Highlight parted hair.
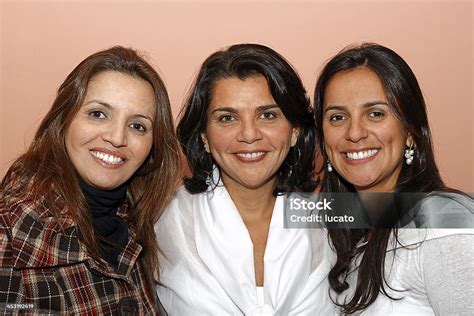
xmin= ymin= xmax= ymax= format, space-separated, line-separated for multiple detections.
xmin=313 ymin=43 xmax=449 ymax=314
xmin=1 ymin=46 xmax=182 ymax=297
xmin=178 ymin=43 xmax=317 ymax=195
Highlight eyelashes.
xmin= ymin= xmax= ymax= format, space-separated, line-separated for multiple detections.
xmin=87 ymin=109 xmax=150 ymax=134
xmin=327 ymin=109 xmax=387 ymax=123
xmin=129 ymin=122 xmax=147 ymax=133
xmin=216 ymin=111 xmax=278 ymax=123
xmin=88 ymin=110 xmax=107 ymax=119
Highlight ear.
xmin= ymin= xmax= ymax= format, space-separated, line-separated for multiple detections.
xmin=406 ymin=133 xmax=414 ymax=148
xmin=201 ymin=132 xmax=210 ymax=153
xmin=291 ymin=127 xmax=300 ymax=147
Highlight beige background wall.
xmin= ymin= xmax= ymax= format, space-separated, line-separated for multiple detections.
xmin=1 ymin=0 xmax=472 ymax=191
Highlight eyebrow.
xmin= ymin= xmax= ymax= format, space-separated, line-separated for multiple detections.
xmin=84 ymin=99 xmax=154 ymax=123
xmin=324 ymin=100 xmax=389 ymax=113
xmin=210 ymin=104 xmax=279 ymax=115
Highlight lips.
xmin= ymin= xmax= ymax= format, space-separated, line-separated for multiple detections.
xmin=236 ymin=152 xmax=265 ymax=159
xmin=344 ymin=149 xmax=379 ymax=161
xmin=234 ymin=151 xmax=267 ymax=162
xmin=90 ymin=150 xmax=125 ymax=166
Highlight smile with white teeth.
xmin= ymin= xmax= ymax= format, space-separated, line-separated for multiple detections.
xmin=90 ymin=151 xmax=125 ymax=165
xmin=236 ymin=152 xmax=265 ymax=159
xmin=345 ymin=149 xmax=379 ymax=160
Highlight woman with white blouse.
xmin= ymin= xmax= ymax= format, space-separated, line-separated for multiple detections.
xmin=155 ymin=43 xmax=335 ymax=315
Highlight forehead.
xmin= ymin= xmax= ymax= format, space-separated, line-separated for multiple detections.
xmin=324 ymin=67 xmax=387 ymax=106
xmin=85 ymin=71 xmax=156 ymax=115
xmin=209 ymin=75 xmax=275 ymax=109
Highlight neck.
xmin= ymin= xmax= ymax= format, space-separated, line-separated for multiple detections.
xmin=78 ymin=177 xmax=128 ymax=214
xmin=359 ymin=191 xmax=400 ymax=230
xmin=223 ymin=178 xmax=277 ymax=222
xmin=77 ymin=176 xmax=129 ymax=266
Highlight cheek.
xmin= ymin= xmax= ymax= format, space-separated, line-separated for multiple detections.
xmin=206 ymin=128 xmax=233 ymax=152
xmin=262 ymin=124 xmax=293 ymax=146
xmin=322 ymin=127 xmax=339 ymax=152
xmin=64 ymin=124 xmax=85 ymax=173
xmin=64 ymin=121 xmax=82 ymax=151
xmin=379 ymin=124 xmax=407 ymax=152
xmin=65 ymin=117 xmax=100 ymax=149
xmin=129 ymin=134 xmax=154 ymax=161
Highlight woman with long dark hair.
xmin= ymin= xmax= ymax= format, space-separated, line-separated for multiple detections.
xmin=0 ymin=46 xmax=181 ymax=314
xmin=156 ymin=43 xmax=335 ymax=314
xmin=314 ymin=43 xmax=473 ymax=314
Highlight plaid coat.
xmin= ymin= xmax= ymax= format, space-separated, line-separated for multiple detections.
xmin=0 ymin=176 xmax=158 ymax=315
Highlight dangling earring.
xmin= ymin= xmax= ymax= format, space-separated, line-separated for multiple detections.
xmin=205 ymin=162 xmax=221 ymax=188
xmin=322 ymin=143 xmax=333 ymax=173
xmin=405 ymin=146 xmax=414 ymax=165
xmin=327 ymin=160 xmax=333 ymax=172
xmin=286 ymin=146 xmax=301 ymax=178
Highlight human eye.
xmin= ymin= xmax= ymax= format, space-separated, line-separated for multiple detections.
xmin=129 ymin=122 xmax=148 ymax=133
xmin=259 ymin=111 xmax=276 ymax=120
xmin=368 ymin=110 xmax=386 ymax=120
xmin=88 ymin=110 xmax=107 ymax=119
xmin=329 ymin=114 xmax=347 ymax=121
xmin=218 ymin=114 xmax=236 ymax=123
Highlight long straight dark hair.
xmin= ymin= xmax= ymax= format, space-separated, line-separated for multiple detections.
xmin=1 ymin=46 xmax=182 ymax=296
xmin=313 ymin=43 xmax=449 ymax=313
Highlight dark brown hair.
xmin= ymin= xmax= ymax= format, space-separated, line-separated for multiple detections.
xmin=178 ymin=43 xmax=316 ymax=194
xmin=1 ymin=46 xmax=181 ymax=296
xmin=314 ymin=43 xmax=449 ymax=313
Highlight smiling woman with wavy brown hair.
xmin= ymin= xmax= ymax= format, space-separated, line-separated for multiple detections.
xmin=0 ymin=46 xmax=181 ymax=315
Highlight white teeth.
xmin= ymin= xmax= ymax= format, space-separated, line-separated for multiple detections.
xmin=90 ymin=151 xmax=124 ymax=165
xmin=346 ymin=149 xmax=378 ymax=160
xmin=236 ymin=152 xmax=265 ymax=159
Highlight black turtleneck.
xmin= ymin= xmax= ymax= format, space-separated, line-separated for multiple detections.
xmin=78 ymin=177 xmax=129 ymax=266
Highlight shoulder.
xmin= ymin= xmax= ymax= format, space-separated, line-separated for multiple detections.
xmin=1 ymin=182 xmax=64 ymax=229
xmin=421 ymin=192 xmax=473 ymax=211
xmin=418 ymin=233 xmax=474 ymax=315
xmin=2 ymin=172 xmax=34 ymax=211
xmin=155 ymin=187 xmax=201 ymax=268
xmin=2 ymin=189 xmax=45 ymax=230
xmin=160 ymin=186 xmax=197 ymax=218
xmin=155 ymin=186 xmax=201 ymax=235
xmin=415 ymin=192 xmax=474 ymax=228
xmin=1 ymin=173 xmax=76 ymax=242
xmin=392 ymin=227 xmax=474 ymax=251
xmin=1 ymin=187 xmax=79 ymax=268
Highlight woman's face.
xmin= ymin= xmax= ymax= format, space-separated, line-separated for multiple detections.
xmin=201 ymin=75 xmax=298 ymax=191
xmin=65 ymin=71 xmax=155 ymax=190
xmin=322 ymin=67 xmax=412 ymax=192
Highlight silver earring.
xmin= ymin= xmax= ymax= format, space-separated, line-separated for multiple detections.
xmin=405 ymin=147 xmax=414 ymax=165
xmin=327 ymin=160 xmax=333 ymax=172
xmin=286 ymin=146 xmax=301 ymax=178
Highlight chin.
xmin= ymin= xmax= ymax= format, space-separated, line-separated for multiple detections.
xmin=241 ymin=177 xmax=275 ymax=190
xmin=344 ymin=176 xmax=375 ymax=190
xmin=88 ymin=178 xmax=124 ymax=190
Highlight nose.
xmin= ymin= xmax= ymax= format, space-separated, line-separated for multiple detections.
xmin=102 ymin=121 xmax=127 ymax=147
xmin=236 ymin=119 xmax=262 ymax=144
xmin=345 ymin=118 xmax=368 ymax=143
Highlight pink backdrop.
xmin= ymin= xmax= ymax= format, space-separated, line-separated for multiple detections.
xmin=1 ymin=0 xmax=472 ymax=191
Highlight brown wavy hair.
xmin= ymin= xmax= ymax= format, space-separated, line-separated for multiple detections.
xmin=1 ymin=46 xmax=182 ymax=297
